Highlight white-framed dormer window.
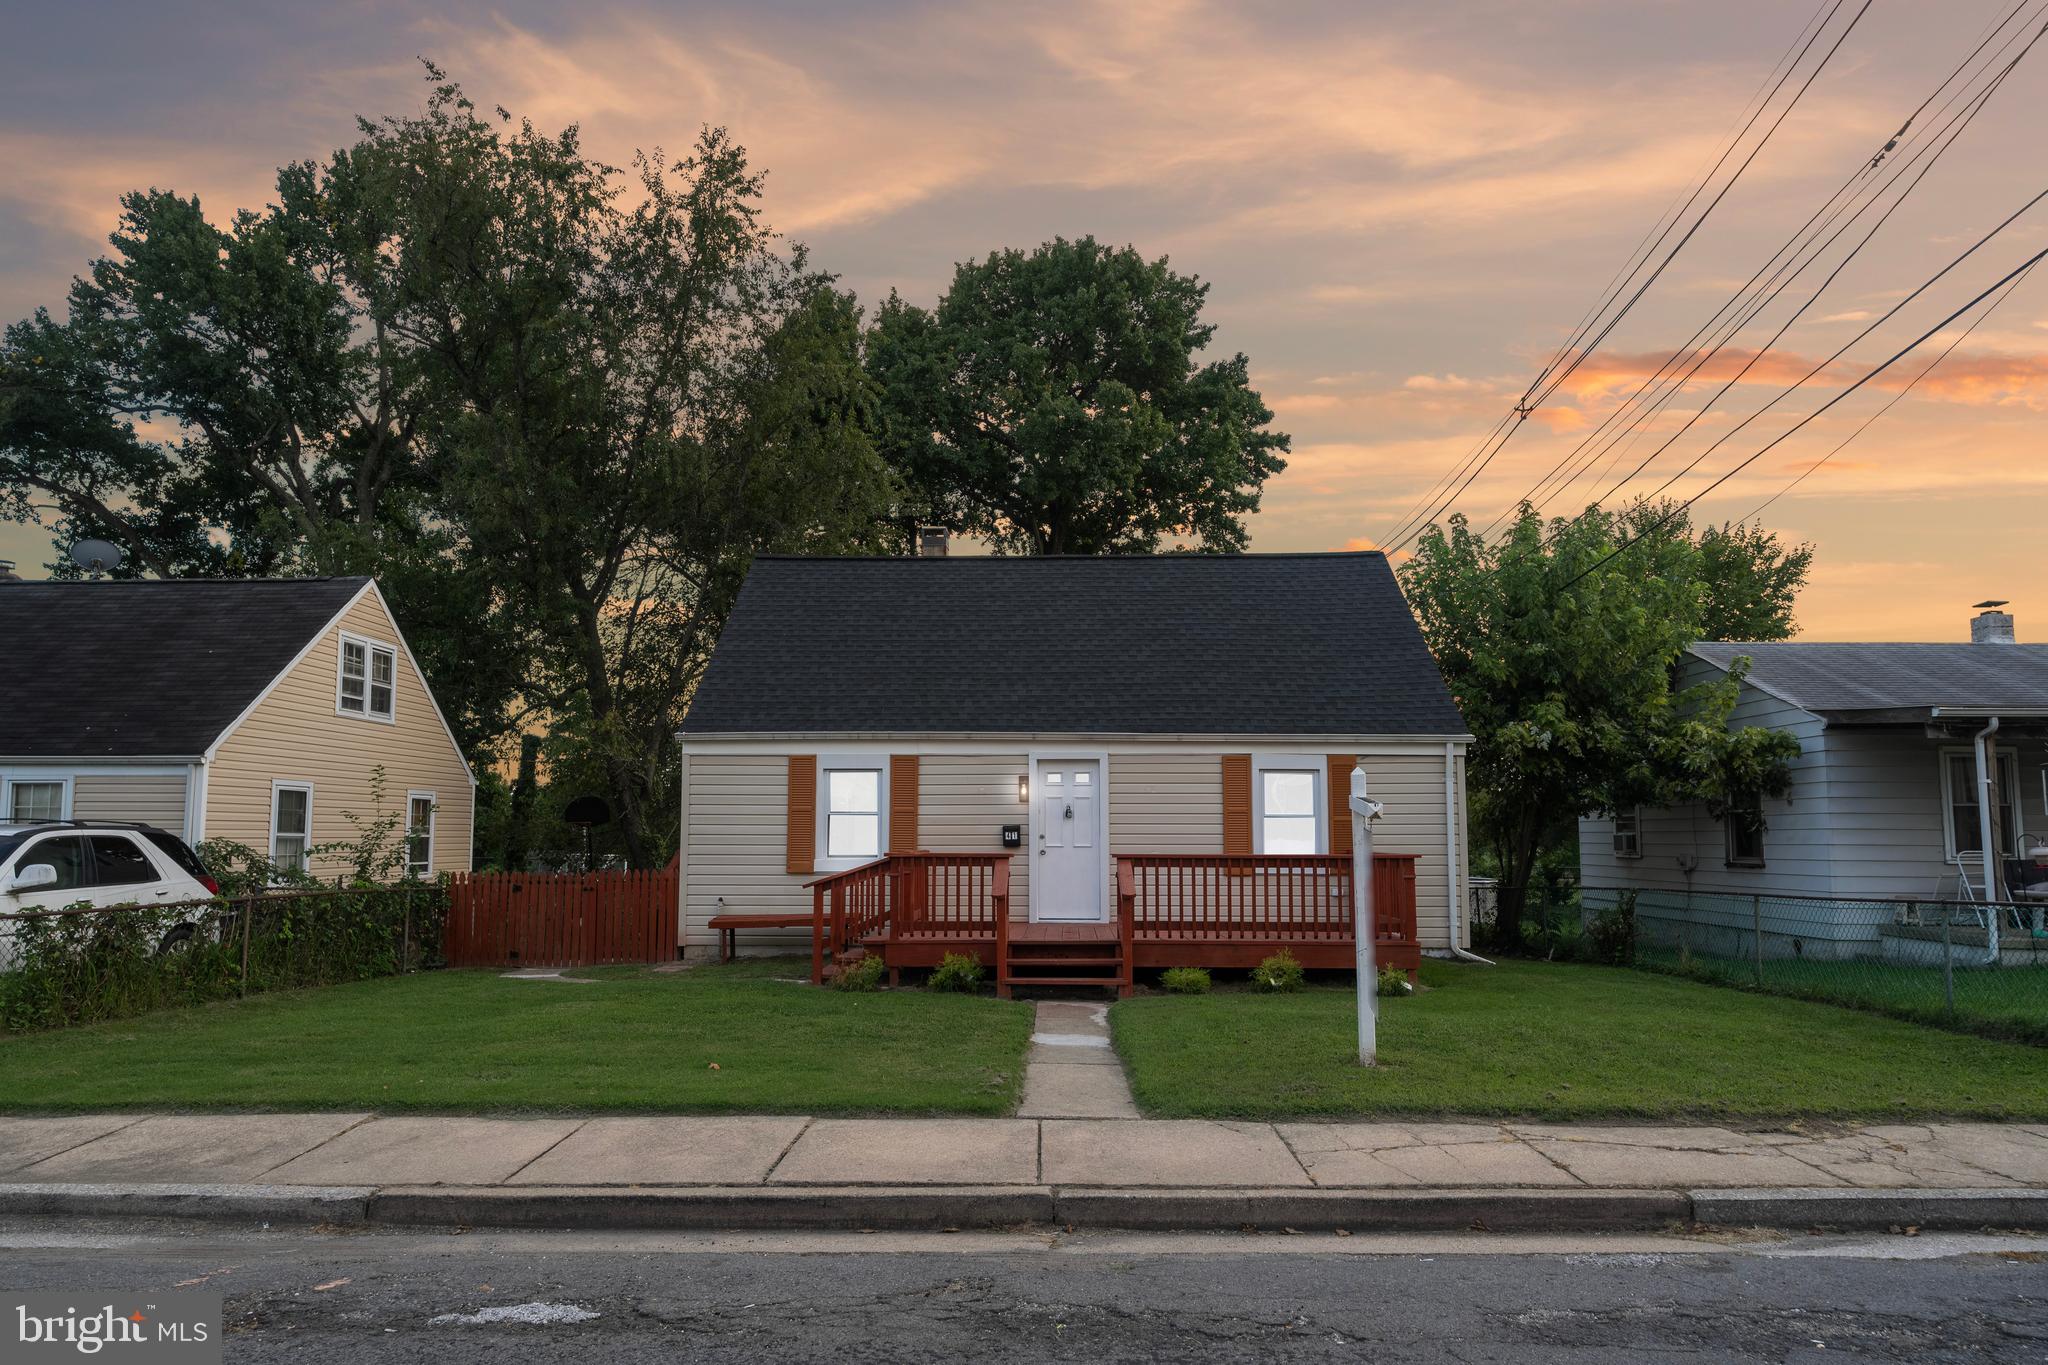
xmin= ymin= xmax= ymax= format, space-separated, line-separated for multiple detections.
xmin=337 ymin=632 xmax=397 ymax=722
xmin=816 ymin=756 xmax=888 ymax=872
xmin=1253 ymin=756 xmax=1326 ymax=855
xmin=270 ymin=781 xmax=313 ymax=875
xmin=405 ymin=791 xmax=436 ymax=878
xmin=1612 ymin=808 xmax=1643 ymax=860
xmin=1941 ymin=747 xmax=2022 ymax=859
xmin=4 ymin=776 xmax=71 ymax=824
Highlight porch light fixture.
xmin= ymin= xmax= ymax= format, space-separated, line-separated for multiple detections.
xmin=1017 ymin=774 xmax=1029 ymax=803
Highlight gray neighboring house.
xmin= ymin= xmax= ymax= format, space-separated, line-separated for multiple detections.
xmin=1579 ymin=606 xmax=2048 ymax=915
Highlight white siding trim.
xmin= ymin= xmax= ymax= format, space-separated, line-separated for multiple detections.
xmin=1251 ymin=753 xmax=1328 ymax=854
xmin=268 ymin=779 xmax=314 ymax=874
xmin=814 ymin=752 xmax=889 ymax=872
xmin=2 ymin=773 xmax=73 ymax=822
xmin=335 ymin=630 xmax=399 ymax=725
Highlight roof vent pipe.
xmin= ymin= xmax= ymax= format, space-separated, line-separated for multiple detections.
xmin=1971 ymin=601 xmax=2015 ymax=644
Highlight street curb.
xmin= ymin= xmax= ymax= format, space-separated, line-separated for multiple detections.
xmin=1689 ymin=1187 xmax=2048 ymax=1231
xmin=367 ymin=1185 xmax=1058 ymax=1231
xmin=1050 ymin=1187 xmax=1690 ymax=1232
xmin=4 ymin=1183 xmax=2046 ymax=1233
xmin=0 ymin=1182 xmax=373 ymax=1224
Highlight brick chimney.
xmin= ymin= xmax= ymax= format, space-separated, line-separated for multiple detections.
xmin=916 ymin=526 xmax=949 ymax=558
xmin=1971 ymin=600 xmax=2016 ymax=644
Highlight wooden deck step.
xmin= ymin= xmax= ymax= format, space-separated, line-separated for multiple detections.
xmin=1003 ymin=954 xmax=1124 ymax=967
xmin=999 ymin=974 xmax=1127 ymax=987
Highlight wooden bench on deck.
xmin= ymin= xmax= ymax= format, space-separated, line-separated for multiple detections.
xmin=707 ymin=912 xmax=814 ymax=963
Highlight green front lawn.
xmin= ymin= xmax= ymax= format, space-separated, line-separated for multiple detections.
xmin=1112 ymin=959 xmax=2048 ymax=1122
xmin=0 ymin=958 xmax=1033 ymax=1116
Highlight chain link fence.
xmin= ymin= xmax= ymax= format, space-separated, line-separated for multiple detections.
xmin=0 ymin=884 xmax=447 ymax=1033
xmin=1578 ymin=885 xmax=2048 ymax=1045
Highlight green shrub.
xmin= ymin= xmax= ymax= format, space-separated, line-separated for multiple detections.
xmin=0 ymin=884 xmax=445 ymax=1034
xmin=1159 ymin=966 xmax=1211 ymax=995
xmin=927 ymin=952 xmax=985 ymax=993
xmin=1376 ymin=964 xmax=1413 ymax=998
xmin=1251 ymin=951 xmax=1304 ymax=993
xmin=832 ymin=954 xmax=887 ymax=992
xmin=1581 ymin=892 xmax=1637 ymax=965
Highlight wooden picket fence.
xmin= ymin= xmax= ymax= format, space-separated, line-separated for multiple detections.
xmin=444 ymin=868 xmax=679 ymax=968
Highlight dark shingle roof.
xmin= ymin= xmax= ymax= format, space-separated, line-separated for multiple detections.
xmin=1691 ymin=641 xmax=2048 ymax=721
xmin=0 ymin=578 xmax=371 ymax=756
xmin=684 ymin=554 xmax=1465 ymax=737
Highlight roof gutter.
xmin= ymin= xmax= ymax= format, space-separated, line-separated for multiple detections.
xmin=1444 ymin=740 xmax=1492 ymax=966
xmin=1974 ymin=717 xmax=2003 ymax=964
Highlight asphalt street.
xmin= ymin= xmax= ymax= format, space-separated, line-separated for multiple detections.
xmin=3 ymin=1219 xmax=2046 ymax=1363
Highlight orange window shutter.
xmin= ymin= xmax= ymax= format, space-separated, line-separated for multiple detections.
xmin=888 ymin=755 xmax=920 ymax=853
xmin=1327 ymin=756 xmax=1358 ymax=858
xmin=1222 ymin=754 xmax=1253 ymax=860
xmin=786 ymin=756 xmax=817 ymax=875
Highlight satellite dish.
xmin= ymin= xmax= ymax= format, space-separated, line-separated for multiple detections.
xmin=68 ymin=539 xmax=126 ymax=580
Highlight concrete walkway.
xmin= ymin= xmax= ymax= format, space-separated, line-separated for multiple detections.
xmin=4 ymin=1112 xmax=2048 ymax=1192
xmin=1018 ymin=1001 xmax=1138 ymax=1118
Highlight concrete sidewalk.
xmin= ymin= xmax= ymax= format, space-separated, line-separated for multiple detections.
xmin=4 ymin=1112 xmax=2048 ymax=1193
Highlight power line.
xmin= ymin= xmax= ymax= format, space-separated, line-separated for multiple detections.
xmin=1489 ymin=0 xmax=2045 ymax=532
xmin=1732 ymin=258 xmax=2038 ymax=522
xmin=1374 ymin=0 xmax=1865 ymax=552
xmin=1578 ymin=9 xmax=2048 ymax=511
xmin=1559 ymin=238 xmax=2048 ymax=589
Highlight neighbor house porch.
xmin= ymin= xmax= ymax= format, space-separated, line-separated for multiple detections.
xmin=796 ymin=850 xmax=1421 ymax=996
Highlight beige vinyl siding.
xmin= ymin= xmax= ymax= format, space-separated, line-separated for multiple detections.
xmin=206 ymin=590 xmax=474 ymax=876
xmin=680 ymin=741 xmax=1468 ymax=955
xmin=684 ymin=753 xmax=803 ymax=950
xmin=919 ymin=755 xmax=1031 ymax=920
xmin=71 ymin=772 xmax=188 ymax=832
xmin=1356 ymin=752 xmax=1458 ymax=950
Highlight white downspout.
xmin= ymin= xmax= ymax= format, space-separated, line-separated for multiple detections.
xmin=1444 ymin=741 xmax=1493 ymax=965
xmin=1974 ymin=717 xmax=2001 ymax=963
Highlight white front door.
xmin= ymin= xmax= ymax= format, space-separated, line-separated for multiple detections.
xmin=1034 ymin=759 xmax=1105 ymax=921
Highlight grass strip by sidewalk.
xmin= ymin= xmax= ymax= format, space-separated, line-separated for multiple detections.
xmin=0 ymin=958 xmax=1033 ymax=1116
xmin=1112 ymin=959 xmax=2048 ymax=1122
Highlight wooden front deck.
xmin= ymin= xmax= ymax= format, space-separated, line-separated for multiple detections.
xmin=805 ymin=850 xmax=1422 ymax=996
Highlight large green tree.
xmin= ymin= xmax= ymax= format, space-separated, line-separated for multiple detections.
xmin=0 ymin=71 xmax=896 ymax=865
xmin=1399 ymin=501 xmax=1813 ymax=932
xmin=866 ymin=236 xmax=1287 ymax=553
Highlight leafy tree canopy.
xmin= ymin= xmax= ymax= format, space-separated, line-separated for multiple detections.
xmin=867 ymin=236 xmax=1287 ymax=553
xmin=1399 ymin=501 xmax=1813 ymax=923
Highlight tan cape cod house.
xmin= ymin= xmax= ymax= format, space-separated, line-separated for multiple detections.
xmin=0 ymin=577 xmax=473 ymax=878
xmin=677 ymin=551 xmax=1474 ymax=994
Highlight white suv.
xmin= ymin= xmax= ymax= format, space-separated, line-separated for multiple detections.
xmin=0 ymin=823 xmax=220 ymax=959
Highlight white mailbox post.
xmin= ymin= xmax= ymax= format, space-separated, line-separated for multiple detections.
xmin=1349 ymin=763 xmax=1385 ymax=1066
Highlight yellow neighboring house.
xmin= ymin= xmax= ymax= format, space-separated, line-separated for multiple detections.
xmin=0 ymin=576 xmax=474 ymax=878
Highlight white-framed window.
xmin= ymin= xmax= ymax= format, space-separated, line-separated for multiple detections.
xmin=1253 ymin=757 xmax=1325 ymax=855
xmin=816 ymin=756 xmax=888 ymax=871
xmin=1612 ymin=808 xmax=1643 ymax=860
xmin=1941 ymin=747 xmax=2023 ymax=860
xmin=405 ymin=791 xmax=436 ymax=878
xmin=4 ymin=777 xmax=71 ymax=824
xmin=270 ymin=781 xmax=313 ymax=874
xmin=337 ymin=632 xmax=397 ymax=722
xmin=1723 ymin=792 xmax=1765 ymax=868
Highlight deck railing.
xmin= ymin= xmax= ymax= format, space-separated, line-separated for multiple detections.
xmin=806 ymin=852 xmax=1012 ymax=983
xmin=1114 ymin=853 xmax=1419 ymax=945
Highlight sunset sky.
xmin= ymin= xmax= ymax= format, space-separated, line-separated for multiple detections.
xmin=3 ymin=0 xmax=2041 ymax=641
